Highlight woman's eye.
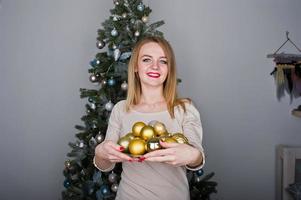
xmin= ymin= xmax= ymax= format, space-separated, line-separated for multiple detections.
xmin=160 ymin=60 xmax=168 ymax=64
xmin=142 ymin=58 xmax=151 ymax=62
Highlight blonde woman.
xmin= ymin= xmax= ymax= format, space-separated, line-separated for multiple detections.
xmin=94 ymin=36 xmax=205 ymax=200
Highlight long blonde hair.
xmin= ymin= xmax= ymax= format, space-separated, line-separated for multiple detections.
xmin=126 ymin=36 xmax=189 ymax=118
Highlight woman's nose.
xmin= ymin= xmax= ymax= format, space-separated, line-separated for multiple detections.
xmin=151 ymin=60 xmax=159 ymax=69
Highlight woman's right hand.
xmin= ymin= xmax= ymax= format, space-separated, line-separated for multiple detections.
xmin=95 ymin=140 xmax=134 ymax=163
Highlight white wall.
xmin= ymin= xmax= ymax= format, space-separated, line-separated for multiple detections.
xmin=1 ymin=1 xmax=300 ymax=200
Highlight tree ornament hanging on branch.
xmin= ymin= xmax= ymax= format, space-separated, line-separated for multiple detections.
xmin=96 ymin=40 xmax=105 ymax=49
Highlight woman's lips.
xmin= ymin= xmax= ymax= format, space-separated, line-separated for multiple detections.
xmin=147 ymin=72 xmax=160 ymax=78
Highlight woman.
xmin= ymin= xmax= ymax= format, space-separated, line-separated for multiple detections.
xmin=94 ymin=36 xmax=205 ymax=200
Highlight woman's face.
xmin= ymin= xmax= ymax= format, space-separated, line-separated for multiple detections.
xmin=136 ymin=42 xmax=168 ymax=89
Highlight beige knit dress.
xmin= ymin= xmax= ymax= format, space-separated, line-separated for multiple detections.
xmin=96 ymin=100 xmax=205 ymax=200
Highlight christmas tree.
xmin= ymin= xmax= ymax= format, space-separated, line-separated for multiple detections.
xmin=62 ymin=1 xmax=217 ymax=199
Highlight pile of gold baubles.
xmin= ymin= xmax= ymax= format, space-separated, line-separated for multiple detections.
xmin=117 ymin=121 xmax=189 ymax=157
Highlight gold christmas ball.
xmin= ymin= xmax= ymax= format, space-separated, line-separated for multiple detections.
xmin=117 ymin=136 xmax=131 ymax=153
xmin=146 ymin=137 xmax=161 ymax=152
xmin=153 ymin=122 xmax=167 ymax=136
xmin=172 ymin=133 xmax=189 ymax=144
xmin=142 ymin=16 xmax=148 ymax=23
xmin=129 ymin=138 xmax=146 ymax=156
xmin=163 ymin=137 xmax=177 ymax=144
xmin=132 ymin=121 xmax=146 ymax=137
xmin=140 ymin=125 xmax=155 ymax=141
xmin=125 ymin=132 xmax=135 ymax=140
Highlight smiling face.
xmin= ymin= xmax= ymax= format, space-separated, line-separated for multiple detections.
xmin=136 ymin=42 xmax=169 ymax=89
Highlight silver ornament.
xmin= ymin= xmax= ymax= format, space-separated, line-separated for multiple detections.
xmin=89 ymin=137 xmax=97 ymax=147
xmin=134 ymin=31 xmax=140 ymax=37
xmin=78 ymin=141 xmax=84 ymax=148
xmin=108 ymin=172 xmax=118 ymax=183
xmin=64 ymin=160 xmax=71 ymax=169
xmin=112 ymin=44 xmax=117 ymax=49
xmin=113 ymin=16 xmax=118 ymax=21
xmin=105 ymin=101 xmax=114 ymax=111
xmin=114 ymin=49 xmax=121 ymax=61
xmin=96 ymin=40 xmax=105 ymax=49
xmin=111 ymin=29 xmax=118 ymax=37
xmin=89 ymin=74 xmax=98 ymax=83
xmin=101 ymin=79 xmax=107 ymax=86
xmin=95 ymin=133 xmax=104 ymax=143
xmin=121 ymin=81 xmax=128 ymax=91
xmin=113 ymin=0 xmax=119 ymax=5
xmin=137 ymin=3 xmax=144 ymax=11
xmin=111 ymin=183 xmax=118 ymax=192
xmin=90 ymin=103 xmax=96 ymax=109
xmin=122 ymin=13 xmax=127 ymax=18
xmin=142 ymin=16 xmax=148 ymax=23
xmin=148 ymin=120 xmax=159 ymax=127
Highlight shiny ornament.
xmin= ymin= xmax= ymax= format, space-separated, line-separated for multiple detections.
xmin=125 ymin=132 xmax=135 ymax=140
xmin=129 ymin=138 xmax=146 ymax=156
xmin=111 ymin=28 xmax=118 ymax=37
xmin=140 ymin=125 xmax=155 ymax=141
xmin=89 ymin=137 xmax=97 ymax=147
xmin=95 ymin=133 xmax=104 ymax=143
xmin=146 ymin=137 xmax=161 ymax=152
xmin=113 ymin=16 xmax=118 ymax=21
xmin=77 ymin=141 xmax=84 ymax=148
xmin=105 ymin=101 xmax=114 ymax=111
xmin=172 ymin=133 xmax=189 ymax=144
xmin=196 ymin=169 xmax=204 ymax=176
xmin=121 ymin=81 xmax=128 ymax=91
xmin=114 ymin=49 xmax=121 ymax=61
xmin=100 ymin=185 xmax=110 ymax=195
xmin=111 ymin=183 xmax=118 ymax=192
xmin=101 ymin=79 xmax=107 ymax=86
xmin=132 ymin=121 xmax=146 ymax=137
xmin=108 ymin=172 xmax=118 ymax=183
xmin=142 ymin=16 xmax=148 ymax=23
xmin=96 ymin=40 xmax=105 ymax=49
xmin=161 ymin=136 xmax=177 ymax=144
xmin=112 ymin=44 xmax=117 ymax=49
xmin=63 ymin=179 xmax=71 ymax=188
xmin=122 ymin=13 xmax=127 ymax=18
xmin=117 ymin=136 xmax=131 ymax=152
xmin=64 ymin=160 xmax=71 ymax=169
xmin=89 ymin=74 xmax=98 ymax=83
xmin=134 ymin=30 xmax=140 ymax=37
xmin=113 ymin=0 xmax=119 ymax=5
xmin=108 ymin=77 xmax=116 ymax=86
xmin=153 ymin=122 xmax=168 ymax=136
xmin=90 ymin=103 xmax=96 ymax=109
xmin=95 ymin=60 xmax=101 ymax=65
xmin=137 ymin=3 xmax=144 ymax=11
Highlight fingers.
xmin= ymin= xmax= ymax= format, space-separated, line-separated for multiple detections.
xmin=144 ymin=148 xmax=174 ymax=158
xmin=159 ymin=141 xmax=180 ymax=148
xmin=145 ymin=155 xmax=175 ymax=163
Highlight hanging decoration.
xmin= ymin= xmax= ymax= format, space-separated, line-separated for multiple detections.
xmin=267 ymin=31 xmax=301 ymax=118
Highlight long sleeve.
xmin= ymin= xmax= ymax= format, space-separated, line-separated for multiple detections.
xmin=178 ymin=102 xmax=205 ymax=171
xmin=94 ymin=100 xmax=124 ymax=172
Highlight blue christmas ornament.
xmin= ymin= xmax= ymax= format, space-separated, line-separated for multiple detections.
xmin=63 ymin=179 xmax=71 ymax=188
xmin=108 ymin=78 xmax=116 ymax=86
xmin=137 ymin=3 xmax=144 ymax=11
xmin=196 ymin=169 xmax=204 ymax=176
xmin=111 ymin=28 xmax=118 ymax=37
xmin=100 ymin=185 xmax=110 ymax=195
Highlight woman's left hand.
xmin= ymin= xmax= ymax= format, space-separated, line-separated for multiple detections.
xmin=143 ymin=141 xmax=202 ymax=167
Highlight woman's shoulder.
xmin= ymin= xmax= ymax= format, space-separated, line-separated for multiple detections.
xmin=174 ymin=98 xmax=200 ymax=117
xmin=112 ymin=100 xmax=127 ymax=113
